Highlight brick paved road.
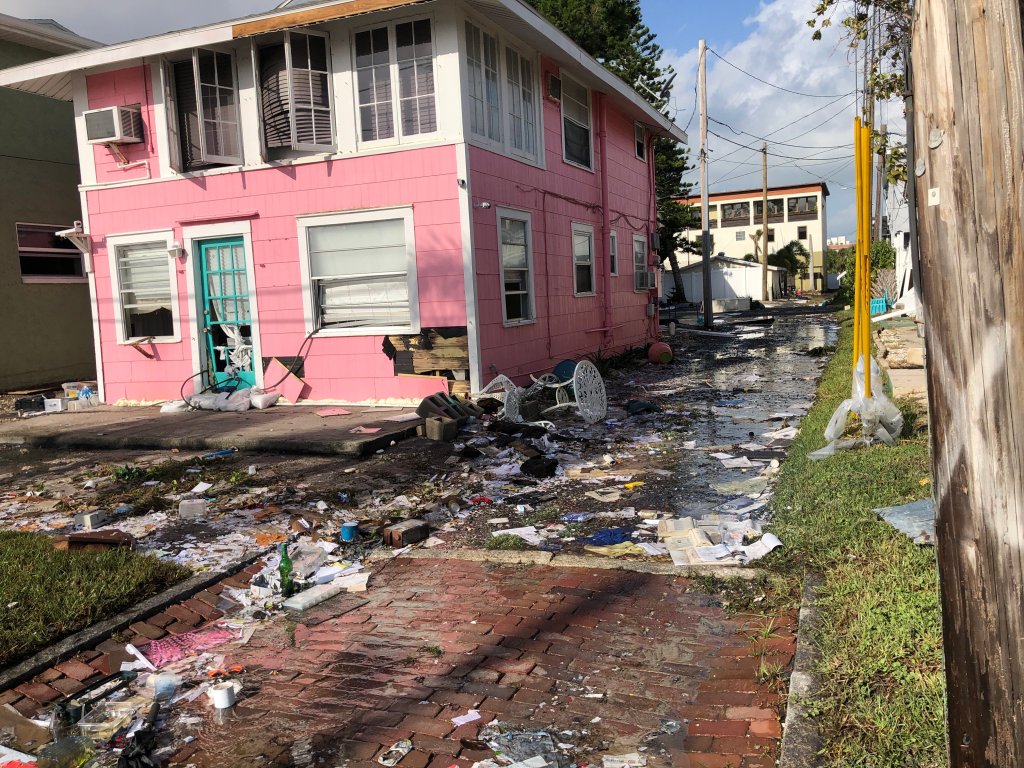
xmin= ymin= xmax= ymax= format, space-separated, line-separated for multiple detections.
xmin=172 ymin=559 xmax=794 ymax=768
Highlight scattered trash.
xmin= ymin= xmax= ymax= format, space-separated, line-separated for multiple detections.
xmin=378 ymin=740 xmax=413 ymax=767
xmin=520 ymin=456 xmax=558 ymax=478
xmin=873 ymin=498 xmax=935 ymax=545
xmin=452 ymin=709 xmax=481 ymax=726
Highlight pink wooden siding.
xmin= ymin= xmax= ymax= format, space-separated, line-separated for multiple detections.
xmin=469 ymin=57 xmax=658 ymax=381
xmin=87 ymin=144 xmax=465 ymax=403
xmin=86 ymin=67 xmax=159 ymax=184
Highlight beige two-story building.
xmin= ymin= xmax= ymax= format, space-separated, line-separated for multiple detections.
xmin=678 ymin=182 xmax=828 ymax=292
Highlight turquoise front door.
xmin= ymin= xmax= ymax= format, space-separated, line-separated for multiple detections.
xmin=198 ymin=237 xmax=256 ymax=388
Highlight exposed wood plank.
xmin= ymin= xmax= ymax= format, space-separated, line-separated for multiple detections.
xmin=232 ymin=0 xmax=431 ymax=37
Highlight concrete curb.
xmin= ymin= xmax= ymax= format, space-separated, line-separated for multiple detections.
xmin=779 ymin=573 xmax=824 ymax=768
xmin=0 ymin=422 xmax=422 ymax=457
xmin=399 ymin=547 xmax=766 ymax=580
xmin=0 ymin=550 xmax=266 ymax=693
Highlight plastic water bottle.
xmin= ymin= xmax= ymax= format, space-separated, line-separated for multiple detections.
xmin=278 ymin=542 xmax=294 ymax=598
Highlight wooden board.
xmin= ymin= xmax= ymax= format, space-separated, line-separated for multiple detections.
xmin=232 ymin=0 xmax=430 ymax=37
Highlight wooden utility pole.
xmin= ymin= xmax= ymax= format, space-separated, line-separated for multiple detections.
xmin=913 ymin=0 xmax=1024 ymax=764
xmin=698 ymin=39 xmax=713 ymax=327
xmin=760 ymin=143 xmax=769 ymax=301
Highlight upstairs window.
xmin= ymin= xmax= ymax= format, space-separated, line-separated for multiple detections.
xmin=721 ymin=201 xmax=750 ymax=226
xmin=356 ymin=19 xmax=437 ymax=143
xmin=505 ymin=47 xmax=537 ymax=157
xmin=16 ymin=224 xmax=84 ymax=282
xmin=609 ymin=230 xmax=618 ymax=275
xmin=561 ymin=74 xmax=591 ymax=169
xmin=168 ymin=48 xmax=242 ymax=171
xmin=753 ymin=198 xmax=785 ymax=223
xmin=635 ymin=123 xmax=647 ymax=160
xmin=465 ymin=21 xmax=501 ymax=142
xmin=788 ymin=195 xmax=819 ymax=220
xmin=259 ymin=31 xmax=334 ymax=152
xmin=299 ymin=209 xmax=419 ymax=334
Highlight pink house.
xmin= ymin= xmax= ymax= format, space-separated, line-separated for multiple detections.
xmin=0 ymin=0 xmax=686 ymax=405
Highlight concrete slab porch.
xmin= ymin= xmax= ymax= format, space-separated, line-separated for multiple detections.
xmin=0 ymin=405 xmax=424 ymax=456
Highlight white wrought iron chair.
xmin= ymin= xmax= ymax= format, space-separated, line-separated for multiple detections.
xmin=537 ymin=360 xmax=608 ymax=424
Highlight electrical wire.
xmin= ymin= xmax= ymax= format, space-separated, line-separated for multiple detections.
xmin=707 ymin=129 xmax=854 ymax=162
xmin=680 ymin=45 xmax=705 ymax=134
xmin=708 ymin=116 xmax=853 ymax=150
xmin=708 ymin=48 xmax=850 ymax=98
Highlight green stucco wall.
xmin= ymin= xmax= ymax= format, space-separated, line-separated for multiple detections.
xmin=0 ymin=37 xmax=95 ymax=390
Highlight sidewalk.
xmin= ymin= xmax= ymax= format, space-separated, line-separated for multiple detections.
xmin=0 ymin=405 xmax=423 ymax=456
xmin=195 ymin=559 xmax=791 ymax=768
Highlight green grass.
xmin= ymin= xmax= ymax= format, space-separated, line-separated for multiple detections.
xmin=485 ymin=533 xmax=532 ymax=551
xmin=0 ymin=532 xmax=189 ymax=668
xmin=764 ymin=316 xmax=946 ymax=767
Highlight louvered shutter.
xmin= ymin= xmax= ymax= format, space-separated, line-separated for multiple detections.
xmin=172 ymin=59 xmax=203 ymax=169
xmin=259 ymin=43 xmax=292 ymax=148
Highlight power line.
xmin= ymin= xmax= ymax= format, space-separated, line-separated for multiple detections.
xmin=708 ymin=116 xmax=852 ymax=150
xmin=707 ymin=129 xmax=854 ymax=162
xmin=708 ymin=48 xmax=850 ymax=98
xmin=708 ymin=95 xmax=855 ymax=167
xmin=0 ymin=153 xmax=78 ymax=166
xmin=681 ymin=46 xmax=706 ymax=134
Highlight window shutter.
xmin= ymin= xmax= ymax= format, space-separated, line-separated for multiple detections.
xmin=172 ymin=59 xmax=203 ymax=169
xmin=162 ymin=61 xmax=184 ymax=172
xmin=259 ymin=43 xmax=291 ymax=148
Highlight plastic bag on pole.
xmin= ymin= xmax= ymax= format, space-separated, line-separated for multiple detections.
xmin=811 ymin=355 xmax=903 ymax=460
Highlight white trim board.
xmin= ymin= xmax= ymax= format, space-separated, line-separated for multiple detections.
xmin=181 ymin=220 xmax=264 ymax=392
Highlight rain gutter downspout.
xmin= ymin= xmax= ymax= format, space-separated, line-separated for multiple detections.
xmin=597 ymin=92 xmax=612 ymax=348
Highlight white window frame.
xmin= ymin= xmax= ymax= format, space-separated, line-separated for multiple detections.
xmin=464 ymin=19 xmax=502 ymax=146
xmin=106 ymin=230 xmax=180 ymax=345
xmin=504 ymin=44 xmax=539 ymax=161
xmin=166 ymin=48 xmax=245 ymax=171
xmin=632 ymin=233 xmax=648 ymax=293
xmin=495 ymin=207 xmax=535 ymax=326
xmin=634 ymin=122 xmax=647 ymax=161
xmin=609 ymin=230 xmax=618 ymax=276
xmin=285 ymin=30 xmax=336 ymax=152
xmin=572 ymin=222 xmax=596 ymax=297
xmin=354 ymin=15 xmax=439 ymax=148
xmin=560 ymin=73 xmax=593 ymax=171
xmin=16 ymin=222 xmax=87 ymax=284
xmin=296 ymin=206 xmax=419 ymax=337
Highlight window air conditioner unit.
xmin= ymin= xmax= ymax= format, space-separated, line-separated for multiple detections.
xmin=546 ymin=73 xmax=562 ymax=101
xmin=83 ymin=106 xmax=143 ymax=145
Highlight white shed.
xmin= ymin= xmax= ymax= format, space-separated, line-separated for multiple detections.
xmin=663 ymin=256 xmax=787 ymax=303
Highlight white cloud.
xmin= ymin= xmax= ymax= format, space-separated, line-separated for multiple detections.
xmin=2 ymin=0 xmax=270 ymax=45
xmin=659 ymin=0 xmax=888 ymax=240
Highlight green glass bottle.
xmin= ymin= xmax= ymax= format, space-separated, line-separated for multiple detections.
xmin=278 ymin=541 xmax=294 ymax=598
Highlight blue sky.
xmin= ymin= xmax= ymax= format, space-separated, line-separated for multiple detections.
xmin=636 ymin=0 xmax=871 ymax=239
xmin=10 ymin=0 xmax=875 ymax=237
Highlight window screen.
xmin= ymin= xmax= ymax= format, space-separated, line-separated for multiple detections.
xmin=116 ymin=243 xmax=175 ymax=339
